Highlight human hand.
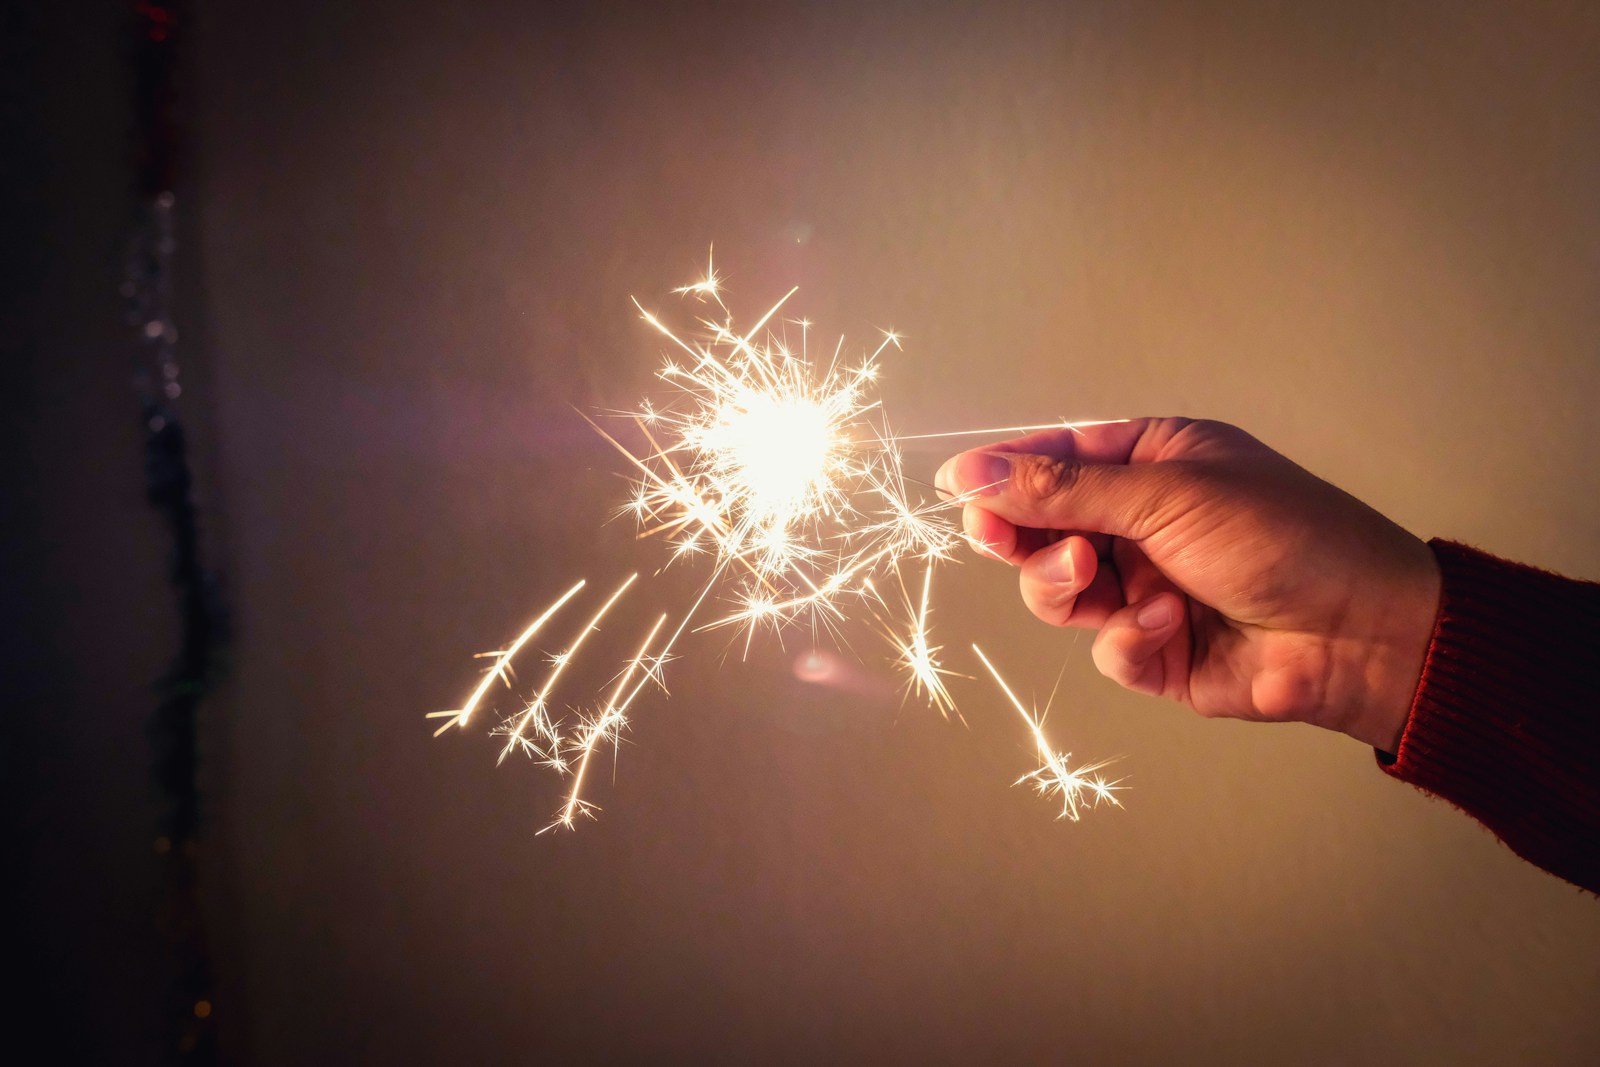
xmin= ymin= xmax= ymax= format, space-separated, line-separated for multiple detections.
xmin=934 ymin=418 xmax=1440 ymax=752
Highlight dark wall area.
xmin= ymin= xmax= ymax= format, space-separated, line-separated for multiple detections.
xmin=5 ymin=3 xmax=192 ymax=1062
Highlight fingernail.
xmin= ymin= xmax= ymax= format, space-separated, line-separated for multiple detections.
xmin=1136 ymin=598 xmax=1173 ymax=629
xmin=952 ymin=451 xmax=1011 ymax=496
xmin=1040 ymin=542 xmax=1075 ymax=584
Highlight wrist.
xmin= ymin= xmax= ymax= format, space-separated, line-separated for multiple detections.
xmin=1330 ymin=539 xmax=1441 ymax=752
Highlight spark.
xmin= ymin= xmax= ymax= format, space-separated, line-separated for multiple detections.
xmin=543 ymin=612 xmax=670 ymax=833
xmin=620 ymin=272 xmax=947 ymax=636
xmin=435 ymin=253 xmax=1123 ymax=829
xmin=972 ymin=645 xmax=1123 ymax=821
xmin=427 ymin=578 xmax=588 ymax=737
xmin=671 ymin=246 xmax=726 ymax=309
xmin=495 ymin=573 xmax=638 ymax=765
xmin=867 ymin=567 xmax=962 ymax=722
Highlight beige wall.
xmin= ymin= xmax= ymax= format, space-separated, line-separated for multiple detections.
xmin=201 ymin=3 xmax=1600 ymax=1062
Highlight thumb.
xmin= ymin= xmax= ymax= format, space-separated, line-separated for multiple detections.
xmin=937 ymin=449 xmax=1170 ymax=540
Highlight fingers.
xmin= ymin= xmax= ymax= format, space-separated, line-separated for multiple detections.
xmin=961 ymin=504 xmax=1061 ymax=566
xmin=931 ymin=419 xmax=1211 ymax=708
xmin=1017 ymin=535 xmax=1124 ymax=628
xmin=1090 ymin=592 xmax=1185 ymax=697
xmin=961 ymin=503 xmax=1017 ymax=562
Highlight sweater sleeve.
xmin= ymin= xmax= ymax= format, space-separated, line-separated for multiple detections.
xmin=1377 ymin=539 xmax=1600 ymax=894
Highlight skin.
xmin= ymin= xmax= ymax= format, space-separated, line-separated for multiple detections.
xmin=933 ymin=418 xmax=1441 ymax=753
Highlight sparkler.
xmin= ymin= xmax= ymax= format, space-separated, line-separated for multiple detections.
xmin=437 ymin=255 xmax=1122 ymax=830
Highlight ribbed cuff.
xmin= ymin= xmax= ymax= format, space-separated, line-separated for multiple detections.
xmin=1378 ymin=540 xmax=1600 ymax=894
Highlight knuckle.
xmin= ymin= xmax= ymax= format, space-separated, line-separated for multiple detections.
xmin=1155 ymin=415 xmax=1200 ymax=437
xmin=1181 ymin=417 xmax=1259 ymax=453
xmin=1010 ymin=454 xmax=1079 ymax=503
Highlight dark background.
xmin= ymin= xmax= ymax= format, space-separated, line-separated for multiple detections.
xmin=8 ymin=2 xmax=1600 ymax=1064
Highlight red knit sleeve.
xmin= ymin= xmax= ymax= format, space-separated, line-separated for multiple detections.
xmin=1378 ymin=539 xmax=1600 ymax=894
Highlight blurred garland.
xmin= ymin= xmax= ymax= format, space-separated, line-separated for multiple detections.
xmin=126 ymin=0 xmax=227 ymax=1060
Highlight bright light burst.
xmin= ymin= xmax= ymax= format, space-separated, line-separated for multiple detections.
xmin=435 ymin=255 xmax=1122 ymax=830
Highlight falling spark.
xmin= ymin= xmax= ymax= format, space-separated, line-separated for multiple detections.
xmin=543 ymin=612 xmax=670 ymax=833
xmin=427 ymin=578 xmax=588 ymax=737
xmin=436 ymin=254 xmax=1123 ymax=829
xmin=865 ymin=566 xmax=963 ymax=722
xmin=671 ymin=246 xmax=726 ymax=305
xmin=494 ymin=573 xmax=638 ymax=767
xmin=972 ymin=645 xmax=1122 ymax=821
